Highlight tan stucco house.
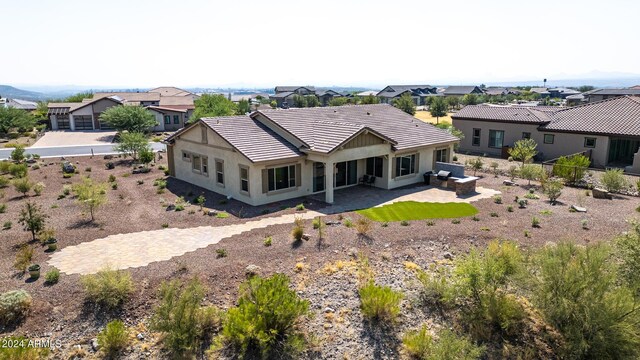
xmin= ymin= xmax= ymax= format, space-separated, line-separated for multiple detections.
xmin=452 ymin=96 xmax=640 ymax=172
xmin=165 ymin=104 xmax=459 ymax=206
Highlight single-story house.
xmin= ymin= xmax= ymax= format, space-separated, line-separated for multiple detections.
xmin=484 ymin=87 xmax=521 ymax=97
xmin=442 ymin=86 xmax=484 ymax=97
xmin=451 ymin=96 xmax=640 ymax=172
xmin=3 ymin=98 xmax=38 ymax=111
xmin=316 ymin=90 xmax=342 ymax=106
xmin=47 ymin=96 xmax=123 ymax=130
xmin=546 ymin=87 xmax=581 ymax=99
xmin=269 ymin=86 xmax=317 ymax=108
xmin=376 ymin=85 xmax=439 ymax=106
xmin=148 ymin=106 xmax=189 ymax=132
xmin=165 ymin=104 xmax=459 ymax=206
xmin=585 ymin=88 xmax=640 ymax=102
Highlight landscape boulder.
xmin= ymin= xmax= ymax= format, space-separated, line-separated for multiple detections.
xmin=62 ymin=162 xmax=75 ymax=174
xmin=592 ymin=187 xmax=612 ymax=199
xmin=571 ymin=205 xmax=587 ymax=213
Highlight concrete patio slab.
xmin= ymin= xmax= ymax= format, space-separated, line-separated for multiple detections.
xmin=32 ymin=130 xmax=117 ymax=147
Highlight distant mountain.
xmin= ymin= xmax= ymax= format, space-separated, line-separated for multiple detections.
xmin=0 ymin=85 xmax=45 ymax=101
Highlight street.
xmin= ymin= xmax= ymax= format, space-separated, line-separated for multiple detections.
xmin=0 ymin=142 xmax=166 ymax=160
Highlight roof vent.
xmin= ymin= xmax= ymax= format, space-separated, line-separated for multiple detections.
xmin=216 ymin=119 xmax=220 ymax=124
xmin=366 ymin=112 xmax=371 ymax=115
xmin=334 ymin=110 xmax=337 ymax=113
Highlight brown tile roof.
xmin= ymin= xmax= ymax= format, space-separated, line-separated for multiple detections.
xmin=540 ymin=96 xmax=640 ymax=136
xmin=148 ymin=87 xmax=194 ymax=97
xmin=256 ymin=104 xmax=459 ymax=153
xmin=147 ymin=106 xmax=187 ymax=113
xmin=159 ymin=96 xmax=195 ymax=107
xmin=274 ymin=86 xmax=316 ymax=93
xmin=94 ymin=92 xmax=161 ymax=102
xmin=452 ymin=105 xmax=554 ymax=124
xmin=166 ymin=116 xmax=303 ymax=163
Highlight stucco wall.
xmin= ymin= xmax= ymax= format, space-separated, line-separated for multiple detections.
xmin=453 ymin=119 xmax=610 ymax=167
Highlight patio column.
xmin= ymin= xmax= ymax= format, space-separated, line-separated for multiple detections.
xmin=325 ymin=160 xmax=334 ymax=204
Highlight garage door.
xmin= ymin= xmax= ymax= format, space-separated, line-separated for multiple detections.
xmin=74 ymin=116 xmax=93 ymax=130
xmin=57 ymin=115 xmax=70 ymax=130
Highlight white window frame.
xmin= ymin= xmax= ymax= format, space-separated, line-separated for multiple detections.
xmin=395 ymin=154 xmax=416 ymax=177
xmin=239 ymin=165 xmax=249 ymax=194
xmin=268 ymin=164 xmax=296 ymax=192
xmin=215 ymin=159 xmax=224 ymax=186
xmin=488 ymin=129 xmax=504 ymax=148
xmin=472 ymin=128 xmax=481 ymax=146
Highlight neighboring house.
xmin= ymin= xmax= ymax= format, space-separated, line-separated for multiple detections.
xmin=316 ymin=90 xmax=342 ymax=106
xmin=529 ymin=87 xmax=549 ymax=96
xmin=565 ymin=93 xmax=586 ymax=106
xmin=547 ymin=87 xmax=581 ymax=99
xmin=630 ymin=85 xmax=640 ymax=90
xmin=376 ymin=85 xmax=438 ymax=105
xmin=4 ymin=98 xmax=38 ymax=111
xmin=484 ymin=87 xmax=521 ymax=96
xmin=356 ymin=90 xmax=379 ymax=97
xmin=442 ymin=86 xmax=485 ymax=97
xmin=270 ymin=86 xmax=317 ymax=107
xmin=451 ymin=96 xmax=640 ymax=172
xmin=584 ymin=88 xmax=640 ymax=102
xmin=165 ymin=104 xmax=458 ymax=206
xmin=47 ymin=87 xmax=196 ymax=131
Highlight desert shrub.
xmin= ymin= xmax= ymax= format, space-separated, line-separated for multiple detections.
xmin=111 ymin=182 xmax=118 ymax=190
xmin=108 ymin=174 xmax=116 ymax=182
xmin=0 ymin=175 xmax=9 ymax=188
xmin=215 ymin=211 xmax=229 ymax=219
xmin=311 ymin=218 xmax=323 ymax=229
xmin=44 ymin=268 xmax=60 ymax=285
xmin=0 ymin=203 xmax=5 ymax=213
xmin=530 ymin=242 xmax=640 ymax=359
xmin=0 ymin=290 xmax=32 ymax=326
xmin=13 ymin=177 xmax=32 ymax=196
xmin=32 ymin=182 xmax=45 ymax=196
xmin=507 ymin=205 xmax=513 ymax=212
xmin=453 ymin=241 xmax=526 ymax=340
xmin=150 ymin=278 xmax=209 ymax=355
xmin=295 ymin=203 xmax=305 ymax=211
xmin=0 ymin=161 xmax=11 ymax=174
xmin=9 ymin=163 xmax=28 ymax=178
xmin=416 ymin=268 xmax=456 ymax=306
xmin=3 ymin=221 xmax=11 ymax=230
xmin=402 ymin=326 xmax=484 ymax=360
xmin=291 ymin=223 xmax=304 ymax=242
xmin=472 ymin=215 xmax=479 ymax=221
xmin=468 ymin=157 xmax=484 ymax=176
xmin=263 ymin=236 xmax=272 ymax=247
xmin=493 ymin=195 xmax=502 ymax=204
xmin=13 ymin=246 xmax=33 ymax=272
xmin=531 ymin=217 xmax=540 ymax=228
xmin=218 ymin=273 xmax=310 ymax=358
xmin=81 ymin=268 xmax=134 ymax=309
xmin=355 ymin=217 xmax=372 ymax=235
xmin=358 ymin=281 xmax=403 ymax=323
xmin=490 ymin=212 xmax=499 ymax=217
xmin=216 ymin=248 xmax=228 ymax=258
xmin=425 ymin=220 xmax=435 ymax=226
xmin=400 ymin=220 xmax=410 ymax=226
xmin=542 ymin=179 xmax=563 ymax=204
xmin=600 ymin=168 xmax=628 ymax=193
xmin=519 ymin=164 xmax=543 ymax=185
xmin=10 ymin=145 xmax=26 ymax=162
xmin=553 ymin=154 xmax=590 ymax=183
xmin=343 ymin=218 xmax=353 ymax=227
xmin=98 ymin=320 xmax=129 ymax=356
xmin=451 ymin=219 xmax=460 ymax=224
xmin=62 ymin=185 xmax=71 ymax=196
xmin=616 ymin=222 xmax=640 ymax=293
xmin=508 ymin=165 xmax=518 ymax=181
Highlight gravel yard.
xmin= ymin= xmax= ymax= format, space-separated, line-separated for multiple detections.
xmin=1 ymin=155 xmax=638 ymax=358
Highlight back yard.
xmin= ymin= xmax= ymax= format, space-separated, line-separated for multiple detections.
xmin=1 ymin=154 xmax=639 ymax=359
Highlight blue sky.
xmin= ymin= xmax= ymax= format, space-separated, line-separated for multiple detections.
xmin=2 ymin=0 xmax=638 ymax=88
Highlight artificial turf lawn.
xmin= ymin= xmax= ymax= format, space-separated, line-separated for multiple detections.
xmin=356 ymin=201 xmax=478 ymax=222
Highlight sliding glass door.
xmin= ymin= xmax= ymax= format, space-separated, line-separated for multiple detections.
xmin=335 ymin=160 xmax=357 ymax=188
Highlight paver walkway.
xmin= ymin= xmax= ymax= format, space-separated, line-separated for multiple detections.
xmin=48 ymin=186 xmax=499 ymax=275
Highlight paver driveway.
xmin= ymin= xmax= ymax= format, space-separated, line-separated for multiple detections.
xmin=48 ymin=186 xmax=499 ymax=274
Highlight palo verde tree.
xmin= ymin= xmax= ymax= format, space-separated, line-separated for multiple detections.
xmin=429 ymin=97 xmax=448 ymax=124
xmin=72 ymin=178 xmax=108 ymax=221
xmin=0 ymin=106 xmax=36 ymax=134
xmin=100 ymin=105 xmax=156 ymax=133
xmin=508 ymin=138 xmax=538 ymax=167
xmin=393 ymin=93 xmax=416 ymax=115
xmin=114 ymin=132 xmax=151 ymax=161
xmin=18 ymin=201 xmax=48 ymax=241
xmin=191 ymin=94 xmax=237 ymax=122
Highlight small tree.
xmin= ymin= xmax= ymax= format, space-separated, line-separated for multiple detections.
xmin=236 ymin=99 xmax=250 ymax=115
xmin=10 ymin=145 xmax=26 ymax=163
xmin=553 ymin=154 xmax=590 ymax=183
xmin=328 ymin=97 xmax=348 ymax=106
xmin=462 ymin=94 xmax=478 ymax=106
xmin=600 ymin=168 xmax=628 ymax=193
xmin=18 ymin=202 xmax=48 ymax=241
xmin=468 ymin=157 xmax=484 ymax=176
xmin=13 ymin=177 xmax=32 ymax=197
xmin=100 ymin=105 xmax=156 ymax=133
xmin=446 ymin=96 xmax=460 ymax=111
xmin=292 ymin=94 xmax=307 ymax=108
xmin=508 ymin=139 xmax=538 ymax=167
xmin=192 ymin=94 xmax=238 ymax=121
xmin=542 ymin=179 xmax=563 ymax=204
xmin=305 ymin=95 xmax=319 ymax=107
xmin=393 ymin=93 xmax=416 ymax=115
xmin=361 ymin=95 xmax=380 ymax=104
xmin=138 ymin=147 xmax=155 ymax=167
xmin=0 ymin=107 xmax=37 ymax=134
xmin=72 ymin=178 xmax=108 ymax=221
xmin=519 ymin=164 xmax=544 ymax=185
xmin=115 ymin=132 xmax=150 ymax=161
xmin=428 ymin=97 xmax=447 ymax=124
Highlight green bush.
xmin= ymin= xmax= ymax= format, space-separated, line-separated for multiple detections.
xmin=402 ymin=326 xmax=484 ymax=360
xmin=416 ymin=268 xmax=456 ymax=306
xmin=80 ymin=268 xmax=134 ymax=308
xmin=0 ymin=336 xmax=48 ymax=359
xmin=98 ymin=320 xmax=129 ymax=356
xmin=0 ymin=290 xmax=32 ymax=326
xmin=519 ymin=164 xmax=544 ymax=185
xmin=358 ymin=281 xmax=403 ymax=323
xmin=600 ymin=168 xmax=628 ymax=193
xmin=108 ymin=174 xmax=116 ymax=182
xmin=312 ymin=218 xmax=322 ymax=229
xmin=531 ymin=216 xmax=540 ymax=228
xmin=0 ymin=203 xmax=5 ymax=213
xmin=0 ymin=161 xmax=11 ymax=174
xmin=215 ymin=248 xmax=228 ymax=258
xmin=32 ymin=182 xmax=45 ymax=196
xmin=295 ymin=203 xmax=305 ymax=211
xmin=218 ymin=274 xmax=310 ymax=358
xmin=13 ymin=177 xmax=32 ymax=196
xmin=150 ymin=278 xmax=217 ymax=356
xmin=10 ymin=145 xmax=26 ymax=162
xmin=542 ymin=179 xmax=563 ymax=204
xmin=13 ymin=246 xmax=33 ymax=272
xmin=553 ymin=154 xmax=590 ymax=183
xmin=263 ymin=236 xmax=272 ymax=246
xmin=0 ymin=175 xmax=9 ymax=188
xmin=45 ymin=268 xmax=60 ymax=285
xmin=616 ymin=222 xmax=640 ymax=293
xmin=530 ymin=242 xmax=640 ymax=359
xmin=291 ymin=224 xmax=304 ymax=241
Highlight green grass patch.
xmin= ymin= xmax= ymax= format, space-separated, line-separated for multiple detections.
xmin=357 ymin=201 xmax=478 ymax=222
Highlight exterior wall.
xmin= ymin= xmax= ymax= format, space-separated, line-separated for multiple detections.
xmin=453 ymin=118 xmax=610 ymax=167
xmin=69 ymin=105 xmax=93 ymax=131
xmin=50 ymin=115 xmax=59 ymax=130
xmin=91 ymin=99 xmax=119 ymax=129
xmin=150 ymin=110 xmax=165 ymax=132
xmin=388 ymin=145 xmax=453 ymax=189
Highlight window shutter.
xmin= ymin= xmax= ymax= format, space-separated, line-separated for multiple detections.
xmin=295 ymin=163 xmax=301 ymax=187
xmin=262 ymin=169 xmax=268 ymax=194
xmin=391 ymin=157 xmax=397 ymax=179
xmin=415 ymin=153 xmax=420 ymax=174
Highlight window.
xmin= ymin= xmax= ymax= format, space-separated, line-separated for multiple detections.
xmin=544 ymin=134 xmax=555 ymax=144
xmin=164 ymin=115 xmax=171 ymax=124
xmin=192 ymin=155 xmax=201 ymax=172
xmin=436 ymin=148 xmax=448 ymax=163
xmin=215 ymin=159 xmax=224 ymax=185
xmin=239 ymin=166 xmax=249 ymax=193
xmin=488 ymin=130 xmax=504 ymax=148
xmin=268 ymin=165 xmax=296 ymax=191
xmin=202 ymin=157 xmax=208 ymax=175
xmin=395 ymin=154 xmax=416 ymax=177
xmin=472 ymin=128 xmax=481 ymax=146
xmin=173 ymin=115 xmax=180 ymax=124
xmin=584 ymin=137 xmax=596 ymax=148
xmin=365 ymin=157 xmax=383 ymax=178
xmin=182 ymin=151 xmax=191 ymax=162
xmin=201 ymin=124 xmax=208 ymax=143
xmin=522 ymin=132 xmax=531 ymax=139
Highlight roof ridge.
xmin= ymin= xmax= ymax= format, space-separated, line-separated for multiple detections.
xmin=554 ymin=94 xmax=632 ymax=113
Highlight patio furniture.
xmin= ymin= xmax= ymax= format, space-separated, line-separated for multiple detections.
xmin=366 ymin=176 xmax=376 ymax=186
xmin=359 ymin=174 xmax=370 ymax=185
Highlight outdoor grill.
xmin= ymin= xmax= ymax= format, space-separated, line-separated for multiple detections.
xmin=436 ymin=170 xmax=452 ymax=181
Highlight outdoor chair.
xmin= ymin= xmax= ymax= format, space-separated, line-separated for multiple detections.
xmin=359 ymin=174 xmax=370 ymax=185
xmin=366 ymin=176 xmax=376 ymax=186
